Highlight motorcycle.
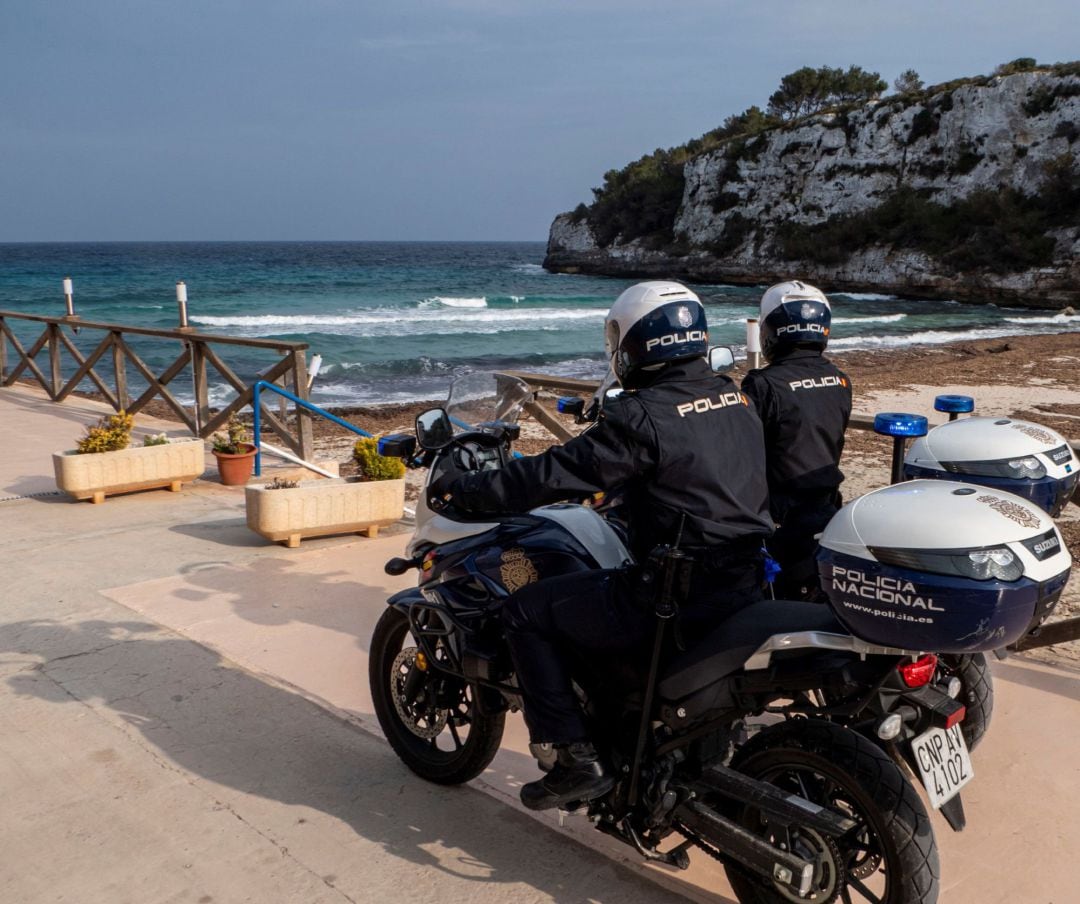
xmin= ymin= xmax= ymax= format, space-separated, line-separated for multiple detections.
xmin=367 ymin=371 xmax=1010 ymax=904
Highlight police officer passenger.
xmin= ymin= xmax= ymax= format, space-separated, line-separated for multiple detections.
xmin=741 ymin=280 xmax=853 ymax=600
xmin=449 ymin=281 xmax=773 ymax=811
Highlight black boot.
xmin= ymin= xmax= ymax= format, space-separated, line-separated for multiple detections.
xmin=519 ymin=741 xmax=615 ymax=811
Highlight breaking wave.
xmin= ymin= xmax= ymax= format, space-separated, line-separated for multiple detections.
xmin=1003 ymin=313 xmax=1080 ymax=325
xmin=424 ymin=296 xmax=487 ymax=308
xmin=830 ymin=327 xmax=1026 ymax=349
xmin=191 ymin=307 xmax=607 ymax=332
xmin=831 ymin=313 xmax=907 ymax=325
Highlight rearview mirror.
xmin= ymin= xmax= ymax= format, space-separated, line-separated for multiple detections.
xmin=415 ymin=408 xmax=454 ymax=450
xmin=708 ymin=346 xmax=736 ymax=374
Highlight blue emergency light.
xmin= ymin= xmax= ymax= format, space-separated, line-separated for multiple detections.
xmin=934 ymin=394 xmax=975 ymax=421
xmin=873 ymin=412 xmax=928 ymax=438
xmin=874 ymin=413 xmax=928 ymax=485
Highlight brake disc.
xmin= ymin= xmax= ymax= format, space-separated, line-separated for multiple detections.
xmin=391 ymin=647 xmax=448 ymax=740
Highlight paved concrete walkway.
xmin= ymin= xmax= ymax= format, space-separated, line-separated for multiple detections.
xmin=2 ymin=383 xmax=1079 ymax=903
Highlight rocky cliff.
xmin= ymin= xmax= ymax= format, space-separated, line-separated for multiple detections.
xmin=545 ymin=67 xmax=1080 ymax=307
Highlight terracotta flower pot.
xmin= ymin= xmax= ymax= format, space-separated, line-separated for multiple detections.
xmin=213 ymin=443 xmax=257 ymax=486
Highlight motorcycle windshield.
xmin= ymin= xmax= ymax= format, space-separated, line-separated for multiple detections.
xmin=445 ymin=372 xmax=531 ymax=432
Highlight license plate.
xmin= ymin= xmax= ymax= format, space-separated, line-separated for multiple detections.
xmin=911 ymin=724 xmax=974 ymax=809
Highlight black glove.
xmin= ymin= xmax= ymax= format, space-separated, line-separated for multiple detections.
xmin=426 ymin=472 xmax=460 ymax=511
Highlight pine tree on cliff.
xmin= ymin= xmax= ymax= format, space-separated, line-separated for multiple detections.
xmin=767 ymin=65 xmax=887 ymax=120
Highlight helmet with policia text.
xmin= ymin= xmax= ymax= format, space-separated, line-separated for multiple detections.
xmin=759 ymin=280 xmax=832 ymax=361
xmin=604 ymin=281 xmax=708 ymax=386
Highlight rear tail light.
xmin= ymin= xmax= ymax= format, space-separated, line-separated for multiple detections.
xmin=944 ymin=705 xmax=967 ymax=730
xmin=898 ymin=653 xmax=939 ymax=688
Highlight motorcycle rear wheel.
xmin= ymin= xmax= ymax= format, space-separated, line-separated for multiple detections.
xmin=937 ymin=653 xmax=993 ymax=751
xmin=725 ymin=719 xmax=939 ymax=904
xmin=370 ymin=606 xmax=505 ymax=785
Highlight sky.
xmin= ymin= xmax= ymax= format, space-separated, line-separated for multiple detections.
xmin=2 ymin=1 xmax=1078 ymax=242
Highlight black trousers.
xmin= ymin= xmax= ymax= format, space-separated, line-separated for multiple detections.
xmin=768 ymin=495 xmax=839 ymax=601
xmin=502 ymin=557 xmax=764 ymax=745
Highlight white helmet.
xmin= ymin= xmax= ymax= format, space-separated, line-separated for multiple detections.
xmin=604 ymin=281 xmax=709 ymax=385
xmin=759 ymin=280 xmax=832 ymax=361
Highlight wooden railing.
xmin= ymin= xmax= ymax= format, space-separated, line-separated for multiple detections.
xmin=0 ymin=311 xmax=314 ymax=461
xmin=508 ymin=370 xmax=1080 ymax=451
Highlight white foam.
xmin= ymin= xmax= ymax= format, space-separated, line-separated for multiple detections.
xmin=509 ymin=295 xmax=525 ymax=302
xmin=829 ymin=326 xmax=1025 ymax=349
xmin=1004 ymin=313 xmax=1080 ymax=324
xmin=831 ymin=313 xmax=907 ymax=325
xmin=426 ymin=296 xmax=487 ymax=308
xmin=192 ymin=307 xmax=607 ymax=328
xmin=831 ymin=292 xmax=899 ymax=301
xmin=511 ymin=263 xmax=546 ymax=273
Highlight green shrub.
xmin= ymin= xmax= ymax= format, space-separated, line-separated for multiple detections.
xmin=710 ymin=191 xmax=741 ymax=213
xmin=143 ymin=432 xmax=170 ymax=447
xmin=953 ymin=143 xmax=983 ymax=175
xmin=907 ymin=107 xmax=939 ymax=144
xmin=212 ymin=414 xmax=249 ymax=454
xmin=265 ymin=477 xmax=299 ymax=489
xmin=76 ymin=410 xmax=133 ymax=454
xmin=777 ymin=168 xmax=1071 ymax=274
xmin=994 ymin=58 xmax=1038 ymax=77
xmin=353 ymin=438 xmax=406 ymax=481
xmin=705 ymin=213 xmax=753 ymax=258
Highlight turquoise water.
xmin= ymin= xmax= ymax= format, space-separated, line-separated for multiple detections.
xmin=1 ymin=242 xmax=1076 ymax=405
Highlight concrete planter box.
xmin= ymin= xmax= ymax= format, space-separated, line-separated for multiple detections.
xmin=245 ymin=476 xmax=405 ymax=547
xmin=53 ymin=438 xmax=206 ymax=504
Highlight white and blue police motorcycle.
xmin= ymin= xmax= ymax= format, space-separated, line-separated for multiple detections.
xmin=369 ymin=371 xmax=1071 ymax=904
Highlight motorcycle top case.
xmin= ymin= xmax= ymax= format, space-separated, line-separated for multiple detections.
xmin=817 ymin=480 xmax=1071 ymax=653
xmin=903 ymin=416 xmax=1079 ymax=517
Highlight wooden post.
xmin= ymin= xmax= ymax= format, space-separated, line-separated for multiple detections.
xmin=746 ymin=318 xmax=762 ymax=371
xmin=190 ymin=340 xmax=210 ymax=436
xmin=48 ymin=323 xmax=62 ymax=399
xmin=290 ymin=349 xmax=314 ymax=462
xmin=111 ymin=331 xmax=129 ymax=410
xmin=0 ymin=316 xmax=6 ymax=382
xmin=523 ymin=398 xmax=576 ymax=444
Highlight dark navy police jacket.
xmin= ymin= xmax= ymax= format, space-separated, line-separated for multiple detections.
xmin=741 ymin=348 xmax=852 ymax=521
xmin=453 ymin=358 xmax=773 ymax=561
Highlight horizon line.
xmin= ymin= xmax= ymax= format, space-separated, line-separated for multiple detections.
xmin=0 ymin=238 xmax=549 ymax=245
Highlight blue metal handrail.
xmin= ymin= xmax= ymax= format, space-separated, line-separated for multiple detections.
xmin=252 ymin=380 xmax=373 ymax=476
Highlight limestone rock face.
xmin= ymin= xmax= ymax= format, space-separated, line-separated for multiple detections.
xmin=545 ymin=69 xmax=1080 ymax=307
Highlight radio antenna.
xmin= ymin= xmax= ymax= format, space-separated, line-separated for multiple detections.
xmin=673 ymin=513 xmax=686 ymax=550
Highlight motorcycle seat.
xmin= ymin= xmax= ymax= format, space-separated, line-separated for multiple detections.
xmin=658 ymin=599 xmax=845 ymax=703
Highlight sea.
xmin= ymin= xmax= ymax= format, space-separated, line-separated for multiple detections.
xmin=1 ymin=241 xmax=1077 ymax=408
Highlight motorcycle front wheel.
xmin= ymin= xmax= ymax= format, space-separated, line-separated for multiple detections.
xmin=369 ymin=606 xmax=505 ymax=785
xmin=726 ymin=719 xmax=939 ymax=904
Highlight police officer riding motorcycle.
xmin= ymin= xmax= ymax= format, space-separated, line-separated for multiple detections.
xmin=742 ymin=281 xmax=852 ymax=601
xmin=445 ymin=281 xmax=774 ymax=811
